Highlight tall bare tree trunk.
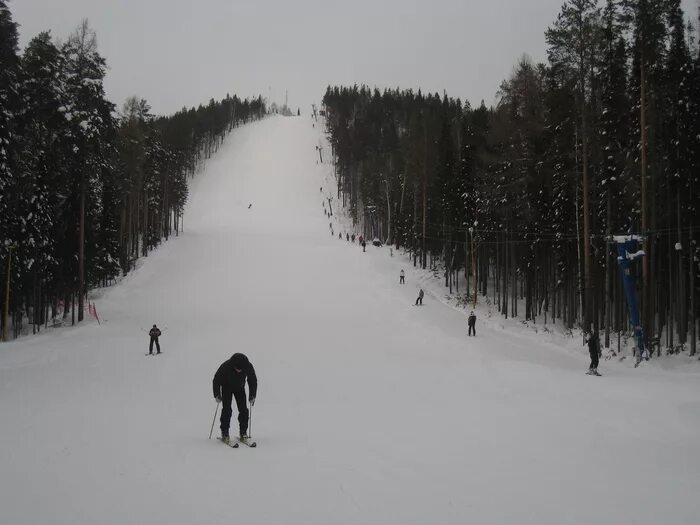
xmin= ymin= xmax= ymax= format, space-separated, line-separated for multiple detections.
xmin=78 ymin=173 xmax=85 ymax=322
xmin=604 ymin=188 xmax=612 ymax=348
xmin=677 ymin=186 xmax=685 ymax=344
xmin=422 ymin=121 xmax=428 ymax=269
xmin=690 ymin=226 xmax=696 ymax=356
xmin=640 ymin=60 xmax=650 ymax=349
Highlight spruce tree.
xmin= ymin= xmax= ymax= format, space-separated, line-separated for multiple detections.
xmin=0 ymin=0 xmax=20 ymax=336
xmin=546 ymin=0 xmax=601 ymax=331
xmin=62 ymin=20 xmax=116 ymax=321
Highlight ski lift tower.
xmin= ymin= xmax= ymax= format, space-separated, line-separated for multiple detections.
xmin=613 ymin=235 xmax=647 ymax=365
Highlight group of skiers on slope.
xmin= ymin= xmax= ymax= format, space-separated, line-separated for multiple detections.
xmin=399 ymin=269 xmax=478 ymax=335
xmin=337 ymin=230 xmax=367 ymax=251
xmin=400 ymin=268 xmax=600 ymax=373
xmin=145 ymin=325 xmax=257 ymax=442
xmin=146 ymin=292 xmax=597 ymax=450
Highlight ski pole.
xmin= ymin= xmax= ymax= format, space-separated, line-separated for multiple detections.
xmin=209 ymin=402 xmax=220 ymax=439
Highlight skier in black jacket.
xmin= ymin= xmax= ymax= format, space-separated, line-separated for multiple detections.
xmin=467 ymin=311 xmax=476 ymax=336
xmin=148 ymin=324 xmax=162 ymax=354
xmin=585 ymin=332 xmax=601 ymax=375
xmin=213 ymin=353 xmax=258 ymax=441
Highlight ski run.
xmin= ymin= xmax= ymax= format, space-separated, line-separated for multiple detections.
xmin=1 ymin=116 xmax=699 ymax=525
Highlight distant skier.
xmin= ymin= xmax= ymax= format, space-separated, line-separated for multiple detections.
xmin=148 ymin=324 xmax=162 ymax=354
xmin=415 ymin=289 xmax=424 ymax=306
xmin=346 ymin=233 xmax=350 ymax=242
xmin=468 ymin=311 xmax=476 ymax=336
xmin=399 ymin=269 xmax=405 ymax=284
xmin=339 ymin=232 xmax=342 ymax=239
xmin=585 ymin=331 xmax=601 ymax=375
xmin=362 ymin=240 xmax=366 ymax=252
xmin=351 ymin=234 xmax=355 ymax=243
xmin=248 ymin=203 xmax=252 ymax=209
xmin=213 ymin=353 xmax=258 ymax=442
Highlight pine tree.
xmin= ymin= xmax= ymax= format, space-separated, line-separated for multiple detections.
xmin=14 ymin=31 xmax=70 ymax=329
xmin=546 ymin=0 xmax=601 ymax=331
xmin=598 ymin=0 xmax=630 ymax=345
xmin=61 ymin=20 xmax=116 ymax=322
xmin=662 ymin=0 xmax=693 ymax=348
xmin=0 ymin=0 xmax=20 ymax=337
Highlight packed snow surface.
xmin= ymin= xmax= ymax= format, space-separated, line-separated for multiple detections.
xmin=2 ymin=116 xmax=700 ymax=525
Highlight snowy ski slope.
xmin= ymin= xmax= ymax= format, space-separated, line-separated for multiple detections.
xmin=1 ymin=116 xmax=699 ymax=525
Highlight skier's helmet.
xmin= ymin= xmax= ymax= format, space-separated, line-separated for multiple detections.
xmin=231 ymin=353 xmax=248 ymax=369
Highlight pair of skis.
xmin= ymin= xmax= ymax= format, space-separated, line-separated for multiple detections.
xmin=217 ymin=437 xmax=257 ymax=448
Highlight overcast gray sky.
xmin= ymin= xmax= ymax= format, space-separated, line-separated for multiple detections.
xmin=12 ymin=0 xmax=700 ymax=116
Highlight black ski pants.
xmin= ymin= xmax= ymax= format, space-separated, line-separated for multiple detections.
xmin=468 ymin=324 xmax=475 ymax=336
xmin=149 ymin=337 xmax=161 ymax=354
xmin=415 ymin=296 xmax=423 ymax=305
xmin=220 ymin=387 xmax=249 ymax=435
xmin=589 ymin=350 xmax=599 ymax=370
xmin=400 ymin=276 xmax=405 ymax=284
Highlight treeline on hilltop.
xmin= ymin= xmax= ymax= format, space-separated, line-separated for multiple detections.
xmin=323 ymin=0 xmax=700 ymax=356
xmin=0 ymin=3 xmax=265 ymax=339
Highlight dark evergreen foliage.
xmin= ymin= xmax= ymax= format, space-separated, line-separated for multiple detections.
xmin=323 ymin=1 xmax=700 ymax=355
xmin=0 ymin=10 xmax=265 ymax=338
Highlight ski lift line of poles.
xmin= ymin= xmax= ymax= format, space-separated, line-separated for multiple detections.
xmin=416 ymin=219 xmax=698 ymax=238
xmin=399 ymin=232 xmax=600 ymax=247
xmin=396 ymin=230 xmax=692 ymax=248
xmin=394 ymin=222 xmax=698 ymax=246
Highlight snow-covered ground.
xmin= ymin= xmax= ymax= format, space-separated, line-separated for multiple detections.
xmin=2 ymin=116 xmax=699 ymax=525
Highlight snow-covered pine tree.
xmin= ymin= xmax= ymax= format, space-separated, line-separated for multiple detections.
xmin=546 ymin=0 xmax=602 ymax=333
xmin=0 ymin=0 xmax=20 ymax=337
xmin=598 ymin=0 xmax=630 ymax=347
xmin=624 ymin=0 xmax=669 ymax=349
xmin=661 ymin=0 xmax=693 ymax=350
xmin=15 ymin=31 xmax=69 ymax=331
xmin=61 ymin=20 xmax=116 ymax=322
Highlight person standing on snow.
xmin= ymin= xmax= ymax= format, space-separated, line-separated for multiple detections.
xmin=468 ymin=311 xmax=476 ymax=336
xmin=148 ymin=324 xmax=162 ymax=354
xmin=399 ymin=269 xmax=405 ymax=284
xmin=585 ymin=332 xmax=601 ymax=375
xmin=213 ymin=353 xmax=258 ymax=441
xmin=415 ymin=288 xmax=424 ymax=305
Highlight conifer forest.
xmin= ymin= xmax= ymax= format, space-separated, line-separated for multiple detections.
xmin=0 ymin=2 xmax=265 ymax=338
xmin=322 ymin=0 xmax=700 ymax=356
xmin=2 ymin=0 xmax=700 ymax=360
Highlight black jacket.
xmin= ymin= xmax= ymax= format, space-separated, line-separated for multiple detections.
xmin=468 ymin=314 xmax=476 ymax=326
xmin=587 ymin=334 xmax=600 ymax=356
xmin=213 ymin=353 xmax=258 ymax=400
xmin=149 ymin=327 xmax=161 ymax=339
